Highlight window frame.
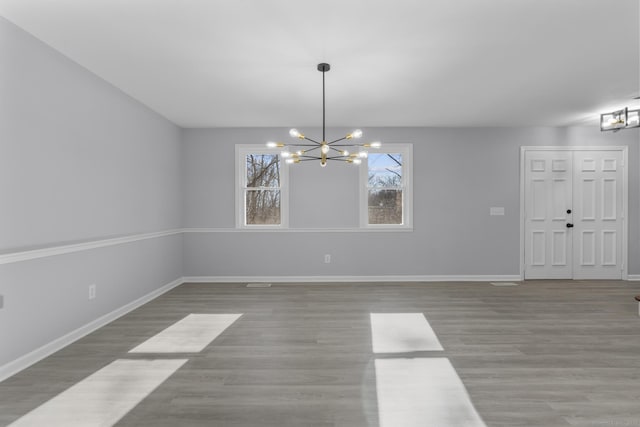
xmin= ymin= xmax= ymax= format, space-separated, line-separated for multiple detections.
xmin=235 ymin=144 xmax=289 ymax=229
xmin=359 ymin=143 xmax=413 ymax=229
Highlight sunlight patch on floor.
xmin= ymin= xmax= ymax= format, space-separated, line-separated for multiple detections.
xmin=128 ymin=313 xmax=242 ymax=353
xmin=9 ymin=359 xmax=187 ymax=427
xmin=375 ymin=358 xmax=486 ymax=427
xmin=370 ymin=313 xmax=443 ymax=353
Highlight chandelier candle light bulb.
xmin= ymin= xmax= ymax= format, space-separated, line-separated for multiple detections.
xmin=347 ymin=129 xmax=363 ymax=139
xmin=266 ymin=63 xmax=381 ymax=166
xmin=289 ymin=129 xmax=302 ymax=138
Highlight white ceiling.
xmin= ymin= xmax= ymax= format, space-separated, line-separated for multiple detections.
xmin=1 ymin=0 xmax=639 ymax=128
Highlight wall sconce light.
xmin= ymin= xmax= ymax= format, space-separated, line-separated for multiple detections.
xmin=601 ymin=107 xmax=640 ymax=131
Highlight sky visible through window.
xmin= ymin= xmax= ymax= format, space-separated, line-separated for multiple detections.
xmin=368 ymin=153 xmax=403 ymax=187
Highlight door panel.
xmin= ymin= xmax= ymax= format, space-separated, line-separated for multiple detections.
xmin=531 ymin=231 xmax=545 ymax=266
xmin=551 ymin=179 xmax=569 ymax=219
xmin=551 ymin=230 xmax=567 ymax=266
xmin=524 ymin=151 xmax=572 ymax=279
xmin=602 ymin=231 xmax=616 ymax=266
xmin=572 ymin=150 xmax=623 ymax=279
xmin=579 ymin=230 xmax=596 ymax=266
xmin=580 ymin=179 xmax=596 ymax=220
xmin=602 ymin=179 xmax=616 ymax=220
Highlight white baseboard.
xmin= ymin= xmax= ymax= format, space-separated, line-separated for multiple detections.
xmin=0 ymin=277 xmax=185 ymax=383
xmin=628 ymin=275 xmax=640 ymax=281
xmin=183 ymin=275 xmax=523 ymax=283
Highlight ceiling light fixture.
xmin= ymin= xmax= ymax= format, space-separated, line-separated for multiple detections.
xmin=600 ymin=107 xmax=640 ymax=131
xmin=266 ymin=63 xmax=381 ymax=167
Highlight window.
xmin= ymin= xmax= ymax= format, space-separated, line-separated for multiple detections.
xmin=360 ymin=144 xmax=412 ymax=228
xmin=236 ymin=145 xmax=289 ymax=228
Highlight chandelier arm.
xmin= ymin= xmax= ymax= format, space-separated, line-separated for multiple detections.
xmin=285 ymin=142 xmax=320 ymax=147
xmin=303 ymin=136 xmax=321 ymax=144
xmin=299 ymin=146 xmax=320 ymax=152
xmin=327 ymin=136 xmax=347 ymax=145
xmin=328 ymin=146 xmax=346 ymax=154
xmin=294 ymin=149 xmax=317 ymax=155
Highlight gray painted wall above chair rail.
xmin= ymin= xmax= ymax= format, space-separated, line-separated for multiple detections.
xmin=181 ymin=126 xmax=639 ymax=278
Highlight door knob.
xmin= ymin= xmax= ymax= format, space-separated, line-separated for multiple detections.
xmin=566 ymin=223 xmax=574 ymax=228
xmin=566 ymin=209 xmax=572 ymax=214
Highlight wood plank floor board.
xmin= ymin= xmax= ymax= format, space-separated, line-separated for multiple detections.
xmin=2 ymin=280 xmax=640 ymax=426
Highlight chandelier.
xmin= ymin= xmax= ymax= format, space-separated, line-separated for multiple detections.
xmin=267 ymin=63 xmax=381 ymax=167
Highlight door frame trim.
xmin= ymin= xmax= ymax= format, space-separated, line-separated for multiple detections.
xmin=519 ymin=146 xmax=629 ymax=280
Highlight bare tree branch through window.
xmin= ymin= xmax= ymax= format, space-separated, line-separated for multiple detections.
xmin=245 ymin=154 xmax=281 ymax=225
xmin=367 ymin=153 xmax=403 ymax=224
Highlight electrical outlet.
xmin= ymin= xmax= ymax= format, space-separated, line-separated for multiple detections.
xmin=88 ymin=284 xmax=96 ymax=300
xmin=324 ymin=254 xmax=331 ymax=264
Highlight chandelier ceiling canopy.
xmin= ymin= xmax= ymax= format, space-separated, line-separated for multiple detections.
xmin=267 ymin=63 xmax=381 ymax=167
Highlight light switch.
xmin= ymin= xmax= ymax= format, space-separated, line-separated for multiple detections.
xmin=490 ymin=207 xmax=505 ymax=216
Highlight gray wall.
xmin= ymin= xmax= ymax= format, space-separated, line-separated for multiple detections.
xmin=0 ymin=18 xmax=181 ymax=251
xmin=0 ymin=17 xmax=183 ymax=368
xmin=182 ymin=126 xmax=639 ymax=277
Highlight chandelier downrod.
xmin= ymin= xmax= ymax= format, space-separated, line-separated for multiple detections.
xmin=318 ymin=63 xmax=329 ymax=142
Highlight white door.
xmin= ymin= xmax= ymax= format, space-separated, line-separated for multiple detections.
xmin=524 ymin=151 xmax=573 ymax=279
xmin=524 ymin=149 xmax=624 ymax=280
xmin=572 ymin=150 xmax=624 ymax=279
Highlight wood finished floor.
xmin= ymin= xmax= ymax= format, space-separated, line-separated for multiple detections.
xmin=1 ymin=280 xmax=640 ymax=427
